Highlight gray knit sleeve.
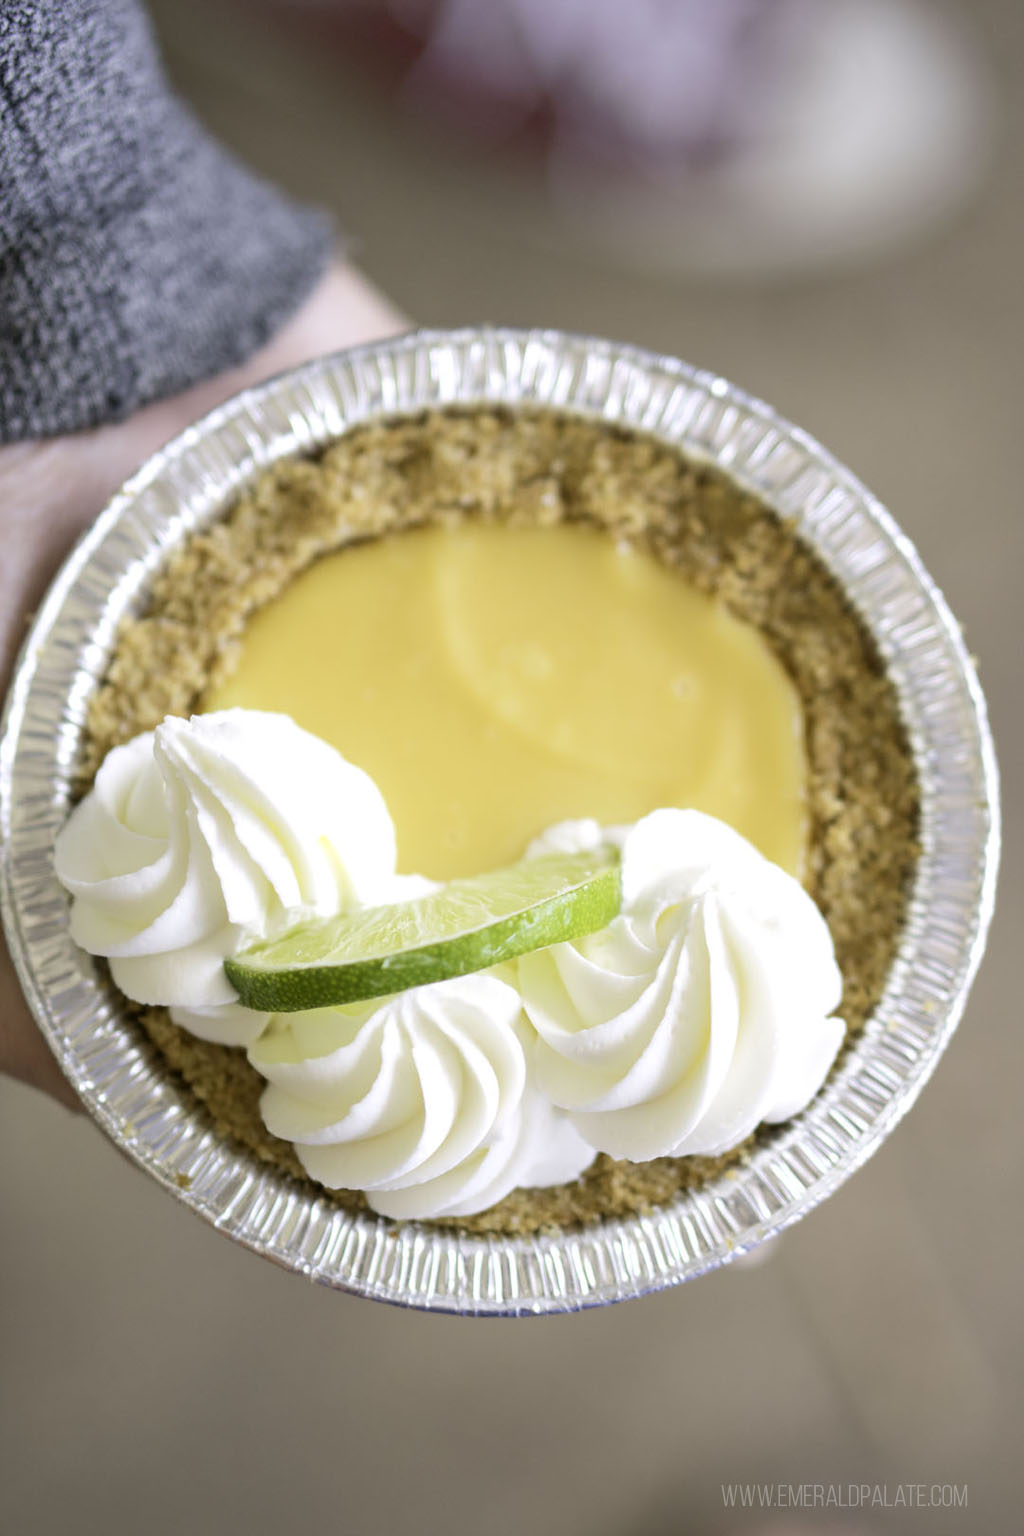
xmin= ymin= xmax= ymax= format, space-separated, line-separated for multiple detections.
xmin=0 ymin=0 xmax=332 ymax=441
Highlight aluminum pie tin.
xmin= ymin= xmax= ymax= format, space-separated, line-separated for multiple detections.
xmin=0 ymin=328 xmax=999 ymax=1314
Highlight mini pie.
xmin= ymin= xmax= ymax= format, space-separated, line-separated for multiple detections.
xmin=77 ymin=407 xmax=919 ymax=1234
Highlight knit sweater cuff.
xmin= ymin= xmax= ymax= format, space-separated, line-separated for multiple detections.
xmin=0 ymin=0 xmax=332 ymax=442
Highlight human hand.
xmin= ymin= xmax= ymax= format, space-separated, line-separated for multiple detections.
xmin=0 ymin=263 xmax=408 ymax=1107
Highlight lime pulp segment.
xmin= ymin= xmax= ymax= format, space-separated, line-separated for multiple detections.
xmin=225 ymin=846 xmax=622 ymax=1011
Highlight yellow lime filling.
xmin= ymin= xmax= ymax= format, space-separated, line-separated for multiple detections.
xmin=204 ymin=520 xmax=806 ymax=879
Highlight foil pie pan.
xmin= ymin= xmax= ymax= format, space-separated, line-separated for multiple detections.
xmin=0 ymin=328 xmax=999 ymax=1314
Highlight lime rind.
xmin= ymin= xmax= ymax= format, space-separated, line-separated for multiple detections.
xmin=226 ymin=847 xmax=620 ymax=1011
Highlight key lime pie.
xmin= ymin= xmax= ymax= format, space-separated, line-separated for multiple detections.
xmin=55 ymin=408 xmax=919 ymax=1233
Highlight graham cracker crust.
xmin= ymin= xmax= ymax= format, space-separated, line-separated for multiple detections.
xmin=80 ymin=408 xmax=920 ymax=1235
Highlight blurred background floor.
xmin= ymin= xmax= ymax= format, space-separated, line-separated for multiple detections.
xmin=2 ymin=1 xmax=1021 ymax=1532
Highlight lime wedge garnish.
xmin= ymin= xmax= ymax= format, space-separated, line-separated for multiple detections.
xmin=225 ymin=846 xmax=621 ymax=1011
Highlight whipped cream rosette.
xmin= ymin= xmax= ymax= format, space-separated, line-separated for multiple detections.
xmin=517 ymin=809 xmax=846 ymax=1161
xmin=53 ymin=710 xmax=396 ymax=1043
xmin=249 ymin=973 xmax=594 ymax=1219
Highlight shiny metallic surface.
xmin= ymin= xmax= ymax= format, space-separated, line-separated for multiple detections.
xmin=0 ymin=328 xmax=1000 ymax=1314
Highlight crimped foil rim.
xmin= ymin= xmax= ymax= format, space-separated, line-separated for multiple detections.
xmin=0 ymin=328 xmax=1000 ymax=1314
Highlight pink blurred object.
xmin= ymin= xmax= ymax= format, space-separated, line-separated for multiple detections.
xmin=246 ymin=0 xmax=791 ymax=160
xmin=248 ymin=0 xmax=994 ymax=274
xmin=389 ymin=0 xmax=786 ymax=167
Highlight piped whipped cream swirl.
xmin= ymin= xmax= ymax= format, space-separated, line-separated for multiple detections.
xmin=250 ymin=973 xmax=595 ymax=1219
xmin=54 ymin=711 xmax=396 ymax=1042
xmin=517 ymin=810 xmax=845 ymax=1161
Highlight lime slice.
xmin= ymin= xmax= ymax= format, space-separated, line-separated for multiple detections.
xmin=225 ymin=846 xmax=621 ymax=1011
